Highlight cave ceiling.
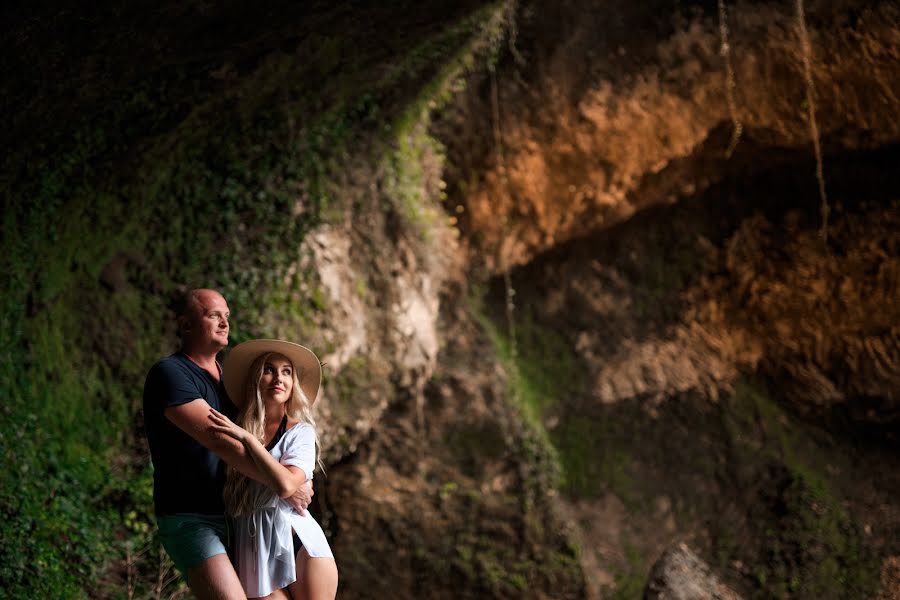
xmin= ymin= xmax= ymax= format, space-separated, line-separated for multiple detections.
xmin=4 ymin=0 xmax=899 ymax=268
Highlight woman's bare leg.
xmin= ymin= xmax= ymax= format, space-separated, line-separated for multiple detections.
xmin=287 ymin=548 xmax=338 ymax=600
xmin=252 ymin=589 xmax=291 ymax=600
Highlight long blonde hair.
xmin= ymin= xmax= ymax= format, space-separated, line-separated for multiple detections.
xmin=223 ymin=352 xmax=321 ymax=516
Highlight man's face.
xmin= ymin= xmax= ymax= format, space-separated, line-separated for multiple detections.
xmin=186 ymin=290 xmax=230 ymax=350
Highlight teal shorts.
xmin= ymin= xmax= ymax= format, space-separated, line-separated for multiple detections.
xmin=156 ymin=513 xmax=230 ymax=576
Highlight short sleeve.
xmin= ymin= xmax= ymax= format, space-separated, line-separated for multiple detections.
xmin=145 ymin=359 xmax=203 ymax=410
xmin=280 ymin=423 xmax=316 ymax=481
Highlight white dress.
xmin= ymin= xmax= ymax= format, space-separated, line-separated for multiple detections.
xmin=233 ymin=422 xmax=334 ymax=598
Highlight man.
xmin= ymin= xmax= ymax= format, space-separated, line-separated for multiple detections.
xmin=143 ymin=288 xmax=313 ymax=600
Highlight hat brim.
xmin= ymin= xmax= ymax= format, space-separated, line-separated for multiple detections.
xmin=223 ymin=339 xmax=322 ymax=409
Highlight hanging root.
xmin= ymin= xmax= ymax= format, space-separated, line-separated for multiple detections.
xmin=717 ymin=0 xmax=743 ymax=158
xmin=795 ymin=0 xmax=830 ymax=242
xmin=504 ymin=0 xmax=525 ymax=66
xmin=490 ymin=66 xmax=519 ymax=374
xmin=503 ymin=266 xmax=518 ymax=365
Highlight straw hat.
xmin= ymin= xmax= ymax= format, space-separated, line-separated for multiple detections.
xmin=223 ymin=339 xmax=322 ymax=408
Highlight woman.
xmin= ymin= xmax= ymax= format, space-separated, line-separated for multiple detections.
xmin=209 ymin=339 xmax=338 ymax=600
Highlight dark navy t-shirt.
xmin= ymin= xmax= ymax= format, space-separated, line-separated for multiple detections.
xmin=142 ymin=353 xmax=238 ymax=516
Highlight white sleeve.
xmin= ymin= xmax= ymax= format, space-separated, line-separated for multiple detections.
xmin=280 ymin=423 xmax=316 ymax=482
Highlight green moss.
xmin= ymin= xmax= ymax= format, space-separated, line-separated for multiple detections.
xmin=381 ymin=2 xmax=511 ymax=245
xmin=553 ymin=416 xmax=640 ymax=503
xmin=435 ymin=513 xmax=576 ymax=597
xmin=383 ymin=126 xmax=443 ymax=241
xmin=0 ymin=56 xmax=348 ymax=596
xmin=472 ymin=296 xmax=629 ymax=502
xmin=602 ymin=542 xmax=648 ymax=600
xmin=389 ymin=2 xmax=507 ymax=139
xmin=443 ymin=421 xmax=507 ymax=477
xmin=0 ymin=2 xmax=530 ymax=596
xmin=713 ymin=381 xmax=881 ymax=599
xmin=751 ymin=469 xmax=877 ymax=599
xmin=450 ymin=293 xmax=585 ymax=597
xmin=355 ymin=277 xmax=369 ymax=300
xmin=472 ymin=299 xmax=585 ymax=423
xmin=326 ymin=354 xmax=393 ymax=442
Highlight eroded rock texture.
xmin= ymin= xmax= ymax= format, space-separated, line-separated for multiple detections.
xmin=645 ymin=544 xmax=742 ymax=600
xmin=434 ymin=1 xmax=900 ymax=597
xmin=3 ymin=1 xmax=898 ymax=598
xmin=441 ymin=1 xmax=900 ymax=270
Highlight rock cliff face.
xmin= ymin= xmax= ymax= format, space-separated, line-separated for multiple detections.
xmin=486 ymin=160 xmax=899 ymax=597
xmin=441 ymin=1 xmax=900 ymax=269
xmin=432 ymin=1 xmax=899 ymax=596
xmin=2 ymin=1 xmax=898 ymax=598
xmin=645 ymin=543 xmax=742 ymax=600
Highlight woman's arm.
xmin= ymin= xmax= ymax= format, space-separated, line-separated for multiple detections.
xmin=165 ymin=401 xmax=269 ymax=484
xmin=208 ymin=408 xmax=307 ymax=498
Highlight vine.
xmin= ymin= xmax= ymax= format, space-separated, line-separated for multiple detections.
xmin=795 ymin=0 xmax=830 ymax=241
xmin=717 ymin=0 xmax=743 ymax=158
xmin=485 ymin=1 xmax=525 ymax=378
xmin=489 ymin=57 xmax=519 ymax=382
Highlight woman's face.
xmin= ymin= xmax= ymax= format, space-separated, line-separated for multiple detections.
xmin=259 ymin=353 xmax=294 ymax=405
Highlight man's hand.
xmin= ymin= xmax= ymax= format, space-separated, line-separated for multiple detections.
xmin=286 ymin=479 xmax=314 ymax=514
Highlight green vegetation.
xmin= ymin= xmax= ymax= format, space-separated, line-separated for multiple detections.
xmin=721 ymin=382 xmax=880 ymax=599
xmin=576 ymin=378 xmax=879 ymax=599
xmin=444 ymin=421 xmax=507 ymax=475
xmin=554 ymin=415 xmax=637 ymax=502
xmin=471 ymin=294 xmax=642 ymax=504
xmin=1 ymin=3 xmax=512 ymax=597
xmin=1 ymin=111 xmax=325 ymax=597
xmin=459 ymin=291 xmax=588 ymax=596
xmin=472 ymin=302 xmax=584 ymax=427
xmin=472 ymin=286 xmax=880 ymax=599
xmin=384 ymin=124 xmax=445 ymax=241
xmin=415 ymin=483 xmax=583 ymax=598
xmin=604 ymin=542 xmax=648 ymax=600
xmin=470 ymin=300 xmax=566 ymax=489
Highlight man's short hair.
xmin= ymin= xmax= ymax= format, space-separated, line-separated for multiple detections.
xmin=170 ymin=288 xmax=203 ymax=339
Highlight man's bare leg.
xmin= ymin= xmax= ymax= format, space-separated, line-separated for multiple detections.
xmin=187 ymin=554 xmax=247 ymax=600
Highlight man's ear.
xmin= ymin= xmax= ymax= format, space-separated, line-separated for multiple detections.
xmin=177 ymin=315 xmax=191 ymax=335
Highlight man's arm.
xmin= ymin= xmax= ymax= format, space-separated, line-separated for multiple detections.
xmin=163 ymin=400 xmax=313 ymax=512
xmin=165 ymin=399 xmax=266 ymax=483
xmin=208 ymin=408 xmax=307 ymax=498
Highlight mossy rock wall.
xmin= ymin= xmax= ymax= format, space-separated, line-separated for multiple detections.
xmin=1 ymin=3 xmax=522 ymax=597
xmin=488 ymin=148 xmax=899 ymax=597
